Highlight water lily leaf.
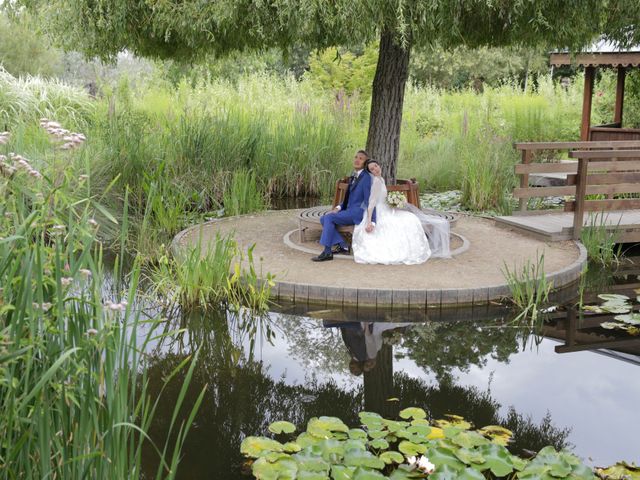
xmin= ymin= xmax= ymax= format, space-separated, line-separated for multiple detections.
xmin=429 ymin=464 xmax=463 ymax=480
xmin=427 ymin=427 xmax=445 ymax=440
xmin=283 ymin=442 xmax=301 ymax=453
xmin=425 ymin=446 xmax=467 ymax=471
xmin=297 ymin=471 xmax=329 ymax=480
xmin=456 ymin=467 xmax=486 ymax=480
xmin=598 ymin=294 xmax=629 ymax=302
xmin=293 ymin=450 xmax=330 ymax=473
xmin=369 ymin=438 xmax=389 ymax=450
xmin=359 ymin=411 xmax=384 ymax=427
xmin=269 ymin=421 xmax=296 ymax=434
xmin=264 ymin=452 xmax=291 ymax=463
xmin=349 ymin=429 xmax=368 ymax=440
xmin=476 ymin=443 xmax=514 ymax=477
xmin=343 ymin=439 xmax=367 ymax=453
xmin=308 ymin=417 xmax=349 ymax=438
xmin=387 ymin=397 xmax=400 ymax=402
xmin=435 ymin=415 xmax=472 ymax=430
xmin=511 ymin=455 xmax=528 ymax=471
xmin=411 ymin=418 xmax=430 ymax=426
xmin=450 ymin=431 xmax=490 ymax=449
xmin=600 ymin=303 xmax=631 ymax=314
xmin=253 ymin=456 xmax=297 ymax=480
xmin=318 ymin=438 xmax=345 ymax=461
xmin=398 ymin=441 xmax=427 ymax=456
xmin=399 ymin=407 xmax=427 ymax=420
xmin=297 ymin=432 xmax=322 ymax=448
xmin=343 ymin=450 xmax=385 ymax=470
xmin=614 ymin=313 xmax=640 ymax=325
xmin=383 ymin=419 xmax=409 ymax=433
xmin=368 ymin=430 xmax=388 ymax=439
xmin=583 ymin=305 xmax=605 ymax=313
xmin=353 ymin=467 xmax=387 ymax=480
xmin=407 ymin=424 xmax=432 ymax=439
xmin=454 ymin=447 xmax=486 ymax=465
xmin=478 ymin=425 xmax=513 ymax=446
xmin=595 ymin=461 xmax=640 ymax=479
xmin=600 ymin=321 xmax=624 ymax=330
xmin=380 ymin=451 xmax=404 ymax=464
xmin=331 ymin=465 xmax=356 ymax=480
xmin=241 ymin=436 xmax=285 ymax=458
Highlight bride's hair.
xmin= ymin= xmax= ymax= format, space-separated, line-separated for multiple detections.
xmin=364 ymin=158 xmax=379 ymax=170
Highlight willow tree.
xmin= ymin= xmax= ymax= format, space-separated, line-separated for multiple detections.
xmin=24 ymin=0 xmax=640 ymax=182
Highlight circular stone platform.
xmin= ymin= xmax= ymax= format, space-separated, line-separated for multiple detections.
xmin=172 ymin=210 xmax=587 ymax=308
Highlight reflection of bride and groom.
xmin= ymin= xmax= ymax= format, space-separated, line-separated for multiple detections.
xmin=312 ymin=150 xmax=451 ymax=264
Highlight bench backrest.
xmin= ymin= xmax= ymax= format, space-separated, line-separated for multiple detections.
xmin=332 ymin=177 xmax=420 ymax=208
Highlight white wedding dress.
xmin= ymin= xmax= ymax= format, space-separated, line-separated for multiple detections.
xmin=352 ymin=176 xmax=451 ymax=265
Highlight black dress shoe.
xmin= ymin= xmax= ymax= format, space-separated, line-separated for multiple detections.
xmin=311 ymin=251 xmax=334 ymax=262
xmin=332 ymin=246 xmax=351 ymax=255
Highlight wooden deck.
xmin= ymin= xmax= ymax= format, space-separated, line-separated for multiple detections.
xmin=495 ymin=210 xmax=640 ymax=242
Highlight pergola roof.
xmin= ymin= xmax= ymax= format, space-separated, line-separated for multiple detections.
xmin=550 ymin=40 xmax=640 ymax=67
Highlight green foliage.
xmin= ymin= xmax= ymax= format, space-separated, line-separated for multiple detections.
xmin=502 ymin=253 xmax=552 ymax=321
xmin=0 ymin=139 xmax=202 ymax=478
xmin=240 ymin=408 xmax=597 ymax=479
xmin=0 ymin=12 xmax=63 ymax=77
xmin=223 ymin=170 xmax=267 ymax=217
xmin=306 ymin=44 xmax=378 ymax=98
xmin=580 ymin=213 xmax=621 ymax=267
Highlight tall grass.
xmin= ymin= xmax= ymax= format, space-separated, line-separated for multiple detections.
xmin=580 ymin=213 xmax=621 ymax=267
xmin=502 ymin=253 xmax=553 ymax=322
xmin=0 ymin=149 xmax=203 ymax=478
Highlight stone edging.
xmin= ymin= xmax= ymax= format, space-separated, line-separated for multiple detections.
xmin=273 ymin=242 xmax=587 ymax=308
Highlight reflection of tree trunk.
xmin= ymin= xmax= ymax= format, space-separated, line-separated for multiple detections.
xmin=363 ymin=344 xmax=398 ymax=418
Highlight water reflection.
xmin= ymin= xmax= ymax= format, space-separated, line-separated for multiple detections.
xmin=138 ymin=259 xmax=640 ymax=477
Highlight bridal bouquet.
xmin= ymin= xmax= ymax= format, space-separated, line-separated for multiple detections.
xmin=386 ymin=191 xmax=405 ymax=208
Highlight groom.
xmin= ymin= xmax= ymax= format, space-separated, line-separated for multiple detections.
xmin=312 ymin=150 xmax=376 ymax=262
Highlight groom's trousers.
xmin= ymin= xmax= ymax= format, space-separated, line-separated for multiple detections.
xmin=319 ymin=210 xmax=362 ymax=248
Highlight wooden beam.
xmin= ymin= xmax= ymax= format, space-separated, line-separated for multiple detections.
xmin=569 ymin=149 xmax=640 ymax=159
xmin=572 ymin=158 xmax=588 ymax=239
xmin=550 ymin=52 xmax=640 ymax=68
xmin=555 ymin=337 xmax=640 ymax=354
xmin=581 ymin=66 xmax=595 ymax=141
xmin=614 ymin=67 xmax=625 ymax=125
xmin=518 ymin=149 xmax=532 ymax=211
xmin=514 ymin=140 xmax=640 ymax=151
xmin=514 ymin=163 xmax=577 ymax=174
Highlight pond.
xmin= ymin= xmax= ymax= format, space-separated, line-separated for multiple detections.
xmin=138 ymin=258 xmax=640 ymax=478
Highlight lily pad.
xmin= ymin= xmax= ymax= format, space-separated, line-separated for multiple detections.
xmin=614 ymin=313 xmax=640 ymax=325
xmin=298 ymin=471 xmax=330 ymax=480
xmin=253 ymin=456 xmax=298 ymax=480
xmin=429 ymin=464 xmax=464 ymax=480
xmin=475 ymin=443 xmax=514 ymax=477
xmin=598 ymin=294 xmax=629 ymax=302
xmin=269 ymin=421 xmax=296 ymax=434
xmin=449 ymin=430 xmax=490 ymax=449
xmin=353 ymin=468 xmax=387 ymax=479
xmin=601 ymin=321 xmax=624 ymax=330
xmin=331 ymin=465 xmax=356 ymax=480
xmin=343 ymin=450 xmax=385 ymax=470
xmin=359 ymin=411 xmax=384 ymax=427
xmin=478 ymin=425 xmax=513 ymax=446
xmin=399 ymin=407 xmax=427 ymax=420
xmin=398 ymin=441 xmax=427 ymax=456
xmin=368 ymin=438 xmax=389 ymax=450
xmin=380 ymin=451 xmax=404 ymax=464
xmin=427 ymin=427 xmax=445 ymax=440
xmin=293 ymin=449 xmax=331 ymax=472
xmin=283 ymin=442 xmax=302 ymax=453
xmin=453 ymin=447 xmax=486 ymax=465
xmin=595 ymin=461 xmax=640 ymax=480
xmin=600 ymin=303 xmax=632 ymax=314
xmin=348 ymin=429 xmax=368 ymax=440
xmin=241 ymin=436 xmax=285 ymax=458
xmin=435 ymin=415 xmax=472 ymax=430
xmin=308 ymin=416 xmax=349 ymax=438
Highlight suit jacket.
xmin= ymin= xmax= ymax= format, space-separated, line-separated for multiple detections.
xmin=339 ymin=171 xmax=376 ymax=223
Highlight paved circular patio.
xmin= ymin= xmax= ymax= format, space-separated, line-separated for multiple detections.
xmin=172 ymin=210 xmax=587 ymax=308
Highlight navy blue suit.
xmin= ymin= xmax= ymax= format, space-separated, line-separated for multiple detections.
xmin=320 ymin=171 xmax=376 ymax=249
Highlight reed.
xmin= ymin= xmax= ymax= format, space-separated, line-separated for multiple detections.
xmin=502 ymin=253 xmax=553 ymax=321
xmin=580 ymin=213 xmax=621 ymax=267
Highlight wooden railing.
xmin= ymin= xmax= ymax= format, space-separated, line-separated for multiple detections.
xmin=513 ymin=141 xmax=640 ymax=239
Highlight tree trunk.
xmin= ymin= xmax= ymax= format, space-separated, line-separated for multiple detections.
xmin=366 ymin=30 xmax=411 ymax=184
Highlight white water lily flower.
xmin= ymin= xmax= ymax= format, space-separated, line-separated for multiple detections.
xmin=417 ymin=456 xmax=435 ymax=474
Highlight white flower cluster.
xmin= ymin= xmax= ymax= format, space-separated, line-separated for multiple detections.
xmin=0 ymin=153 xmax=43 ymax=179
xmin=40 ymin=118 xmax=86 ymax=150
xmin=386 ymin=191 xmax=406 ymax=208
xmin=0 ymin=131 xmax=9 ymax=145
xmin=104 ymin=300 xmax=128 ymax=312
xmin=407 ymin=455 xmax=435 ymax=474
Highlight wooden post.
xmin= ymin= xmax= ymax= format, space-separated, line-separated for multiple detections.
xmin=614 ymin=67 xmax=626 ymax=125
xmin=580 ymin=66 xmax=596 ymax=141
xmin=518 ymin=149 xmax=532 ymax=211
xmin=572 ymin=158 xmax=588 ymax=239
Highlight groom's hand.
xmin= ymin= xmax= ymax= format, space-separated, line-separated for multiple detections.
xmin=329 ymin=206 xmax=341 ymax=214
xmin=365 ymin=222 xmax=375 ymax=233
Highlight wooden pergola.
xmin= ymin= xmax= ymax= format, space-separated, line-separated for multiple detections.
xmin=551 ymin=42 xmax=640 ymax=141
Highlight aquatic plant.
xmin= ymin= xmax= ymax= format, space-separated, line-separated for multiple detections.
xmin=149 ymin=236 xmax=273 ymax=312
xmin=223 ymin=169 xmax=268 ymax=216
xmin=580 ymin=213 xmax=621 ymax=267
xmin=0 ymin=142 xmax=203 ymax=478
xmin=502 ymin=253 xmax=552 ymax=322
xmin=240 ymin=408 xmax=596 ymax=479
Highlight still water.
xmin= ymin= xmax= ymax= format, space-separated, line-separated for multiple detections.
xmin=139 ymin=264 xmax=640 ymax=478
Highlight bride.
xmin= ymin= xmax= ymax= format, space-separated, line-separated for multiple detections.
xmin=352 ymin=159 xmax=451 ymax=265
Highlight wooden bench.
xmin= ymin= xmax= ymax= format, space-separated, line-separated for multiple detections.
xmin=297 ymin=178 xmax=456 ymax=243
